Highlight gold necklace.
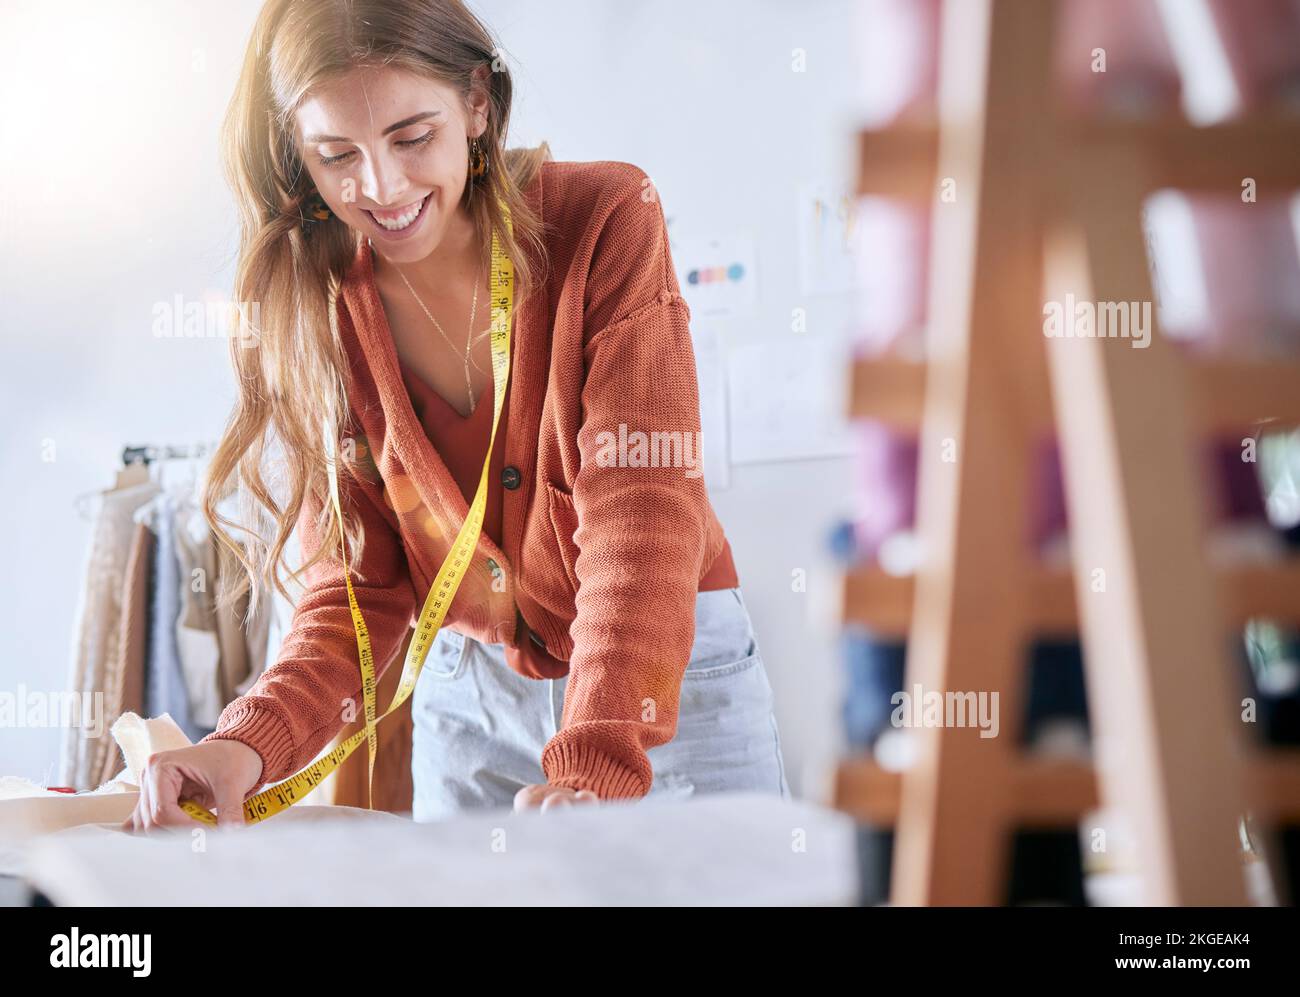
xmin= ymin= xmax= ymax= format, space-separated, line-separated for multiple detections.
xmin=394 ymin=261 xmax=491 ymax=414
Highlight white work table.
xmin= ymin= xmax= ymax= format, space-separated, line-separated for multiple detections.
xmin=17 ymin=791 xmax=860 ymax=906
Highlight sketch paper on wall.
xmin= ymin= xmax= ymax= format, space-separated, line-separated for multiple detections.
xmin=691 ymin=320 xmax=730 ymax=489
xmin=797 ymin=181 xmax=859 ymax=297
xmin=727 ymin=336 xmax=854 ymax=463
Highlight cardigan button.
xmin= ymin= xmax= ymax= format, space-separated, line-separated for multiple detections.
xmin=501 ymin=465 xmax=521 ymax=490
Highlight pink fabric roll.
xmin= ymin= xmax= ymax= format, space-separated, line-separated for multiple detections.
xmin=852 ymin=422 xmax=919 ymax=560
xmin=1179 ymin=194 xmax=1300 ymax=358
xmin=1206 ymin=0 xmax=1300 ymax=109
xmin=853 ymin=199 xmax=931 ymax=357
xmin=854 ymin=0 xmax=940 ymax=125
xmin=1055 ymin=0 xmax=1181 ymax=114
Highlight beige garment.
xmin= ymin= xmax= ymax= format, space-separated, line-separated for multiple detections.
xmin=89 ymin=522 xmax=154 ymax=788
xmin=60 ymin=477 xmax=162 ymax=791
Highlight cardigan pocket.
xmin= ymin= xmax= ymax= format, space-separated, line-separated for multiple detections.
xmin=545 ymin=480 xmax=581 ymax=595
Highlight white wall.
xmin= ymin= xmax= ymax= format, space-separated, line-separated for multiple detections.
xmin=1 ymin=0 xmax=865 ymax=799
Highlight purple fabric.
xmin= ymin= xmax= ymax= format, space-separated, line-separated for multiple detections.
xmin=1208 ymin=438 xmax=1269 ymax=522
xmin=852 ymin=422 xmax=918 ymax=559
xmin=852 ymin=426 xmax=1267 ymax=561
xmin=1030 ymin=439 xmax=1069 ymax=549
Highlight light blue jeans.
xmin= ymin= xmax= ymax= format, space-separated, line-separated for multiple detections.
xmin=410 ymin=586 xmax=790 ymax=821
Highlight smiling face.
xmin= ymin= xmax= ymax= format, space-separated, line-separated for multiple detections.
xmin=295 ymin=64 xmax=488 ymax=263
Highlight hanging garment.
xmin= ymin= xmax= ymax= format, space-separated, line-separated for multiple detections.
xmin=172 ymin=490 xmax=273 ymax=725
xmin=234 ymin=538 xmax=290 ymax=703
xmin=59 ymin=477 xmax=161 ymax=791
xmin=139 ymin=489 xmax=204 ymax=744
xmin=89 ymin=521 xmax=154 ymax=788
xmin=172 ymin=494 xmax=224 ymax=732
xmin=217 ymin=567 xmax=272 ymax=702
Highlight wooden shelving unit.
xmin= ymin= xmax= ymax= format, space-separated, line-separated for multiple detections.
xmin=833 ymin=0 xmax=1300 ymax=905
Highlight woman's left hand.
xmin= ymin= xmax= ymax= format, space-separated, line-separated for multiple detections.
xmin=514 ymin=784 xmax=600 ymax=813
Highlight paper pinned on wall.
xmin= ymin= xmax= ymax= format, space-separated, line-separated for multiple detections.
xmin=691 ymin=320 xmax=730 ymax=490
xmin=671 ymin=231 xmax=758 ymax=317
xmin=727 ymin=336 xmax=855 ymax=463
xmin=797 ymin=181 xmax=859 ymax=297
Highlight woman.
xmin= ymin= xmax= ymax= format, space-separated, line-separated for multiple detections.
xmin=124 ymin=0 xmax=788 ymax=832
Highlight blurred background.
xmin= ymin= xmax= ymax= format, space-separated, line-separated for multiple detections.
xmin=4 ymin=0 xmax=1300 ymax=906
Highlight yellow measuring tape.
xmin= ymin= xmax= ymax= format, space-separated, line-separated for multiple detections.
xmin=180 ymin=203 xmax=514 ymax=827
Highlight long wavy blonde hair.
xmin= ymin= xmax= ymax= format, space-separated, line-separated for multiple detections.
xmin=204 ymin=0 xmax=551 ymax=621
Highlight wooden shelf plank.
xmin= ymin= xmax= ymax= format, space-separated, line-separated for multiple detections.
xmin=856 ymin=123 xmax=939 ymax=199
xmin=842 ymin=565 xmax=1077 ymax=636
xmin=834 ymin=755 xmax=1098 ymax=826
xmin=841 ymin=567 xmax=914 ymax=636
xmin=858 ymin=114 xmax=1300 ymax=202
xmin=833 ymin=755 xmax=903 ymax=825
xmin=1012 ymin=757 xmax=1099 ymax=824
xmin=1221 ymin=563 xmax=1300 ymax=626
xmin=850 ymin=356 xmax=1300 ymax=433
xmin=1246 ymin=748 xmax=1300 ymax=821
xmin=1062 ymin=114 xmax=1300 ymax=191
xmin=847 ymin=355 xmax=927 ymax=427
xmin=849 ymin=356 xmax=1055 ymax=431
xmin=1189 ymin=361 xmax=1300 ymax=431
xmin=844 ymin=560 xmax=1300 ymax=635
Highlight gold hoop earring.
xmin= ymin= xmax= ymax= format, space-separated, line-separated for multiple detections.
xmin=468 ymin=137 xmax=489 ymax=181
xmin=302 ymin=190 xmax=333 ymax=231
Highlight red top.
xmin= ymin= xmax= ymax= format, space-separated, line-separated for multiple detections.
xmin=395 ymin=347 xmax=738 ymax=677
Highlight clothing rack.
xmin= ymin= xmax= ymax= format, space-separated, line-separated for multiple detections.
xmin=60 ymin=435 xmax=270 ymax=791
xmin=121 ymin=441 xmax=216 ymax=467
xmin=73 ymin=442 xmax=217 ymax=520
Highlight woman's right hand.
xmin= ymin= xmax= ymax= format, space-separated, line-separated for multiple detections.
xmin=120 ymin=739 xmax=265 ymax=834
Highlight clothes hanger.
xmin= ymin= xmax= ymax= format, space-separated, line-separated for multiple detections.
xmin=72 ymin=459 xmax=151 ymax=522
xmin=72 ymin=442 xmax=215 ymax=522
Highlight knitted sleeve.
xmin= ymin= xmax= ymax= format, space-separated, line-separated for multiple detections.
xmin=539 ymin=168 xmax=712 ymax=799
xmin=200 ymin=443 xmax=417 ymax=791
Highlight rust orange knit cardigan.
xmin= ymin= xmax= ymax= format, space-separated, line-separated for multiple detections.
xmin=203 ymin=159 xmax=736 ymax=801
